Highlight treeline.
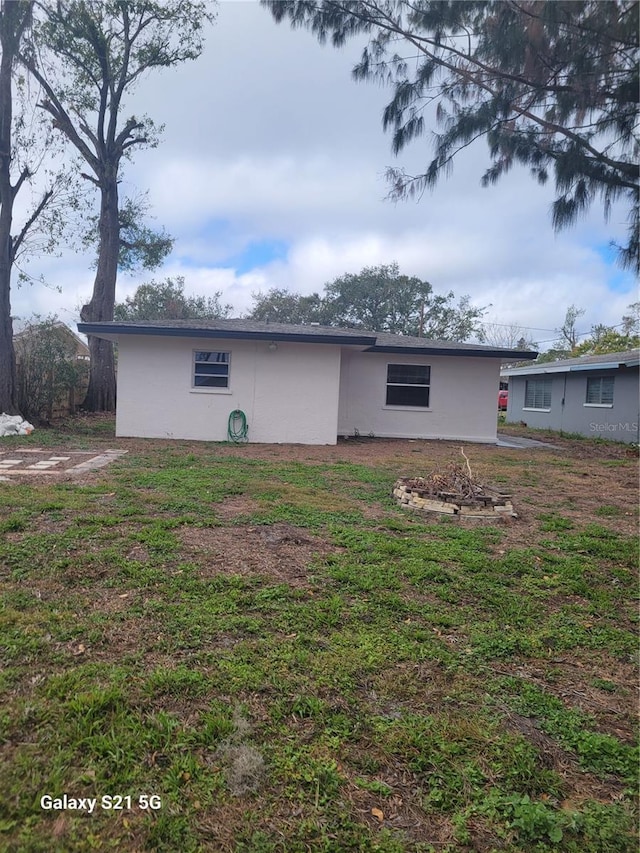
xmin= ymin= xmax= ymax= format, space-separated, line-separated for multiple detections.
xmin=114 ymin=265 xmax=486 ymax=343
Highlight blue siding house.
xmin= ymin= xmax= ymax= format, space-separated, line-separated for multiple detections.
xmin=502 ymin=350 xmax=639 ymax=444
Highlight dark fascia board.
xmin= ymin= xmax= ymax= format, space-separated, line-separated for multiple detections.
xmin=365 ymin=345 xmax=539 ymax=359
xmin=77 ymin=323 xmax=376 ymax=347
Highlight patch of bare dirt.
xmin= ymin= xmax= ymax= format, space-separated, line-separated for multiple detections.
xmin=180 ymin=523 xmax=339 ymax=588
xmin=124 ymin=543 xmax=150 ymax=562
xmin=213 ymin=495 xmax=262 ymax=520
xmin=356 ymin=500 xmax=390 ymax=519
xmin=344 ymin=774 xmax=455 ymax=845
xmin=87 ymin=587 xmax=139 ymax=615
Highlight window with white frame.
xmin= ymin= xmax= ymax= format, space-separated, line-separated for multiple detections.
xmin=524 ymin=378 xmax=552 ymax=409
xmin=586 ymin=375 xmax=614 ymax=405
xmin=386 ymin=364 xmax=430 ymax=407
xmin=193 ymin=351 xmax=230 ymax=388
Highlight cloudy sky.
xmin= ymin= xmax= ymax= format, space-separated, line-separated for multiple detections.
xmin=12 ymin=1 xmax=638 ymax=350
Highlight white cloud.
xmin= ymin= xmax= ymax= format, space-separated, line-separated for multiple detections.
xmin=143 ymin=153 xmax=385 ymax=234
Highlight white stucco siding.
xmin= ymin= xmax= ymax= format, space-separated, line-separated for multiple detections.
xmin=338 ymin=349 xmax=500 ymax=442
xmin=115 ymin=336 xmax=342 ymax=444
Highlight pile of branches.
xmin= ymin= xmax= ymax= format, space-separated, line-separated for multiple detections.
xmin=403 ymin=450 xmax=488 ymax=499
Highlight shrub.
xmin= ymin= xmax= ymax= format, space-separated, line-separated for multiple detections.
xmin=14 ymin=316 xmax=89 ymax=422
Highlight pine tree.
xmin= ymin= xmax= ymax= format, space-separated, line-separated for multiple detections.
xmin=264 ymin=1 xmax=639 ymax=271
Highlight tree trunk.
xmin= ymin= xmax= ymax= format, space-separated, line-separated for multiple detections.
xmin=0 ymin=199 xmax=16 ymax=413
xmin=82 ymin=334 xmax=116 ymax=411
xmin=0 ymin=274 xmax=17 ymax=414
xmin=81 ymin=171 xmax=119 ymax=411
xmin=0 ymin=2 xmax=21 ymax=415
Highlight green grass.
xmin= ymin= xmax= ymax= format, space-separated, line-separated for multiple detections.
xmin=0 ymin=420 xmax=637 ymax=851
xmin=497 ymin=680 xmax=638 ymax=783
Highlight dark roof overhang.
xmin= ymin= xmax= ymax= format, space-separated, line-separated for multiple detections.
xmin=77 ymin=321 xmax=539 ymax=360
xmin=78 ymin=322 xmax=376 ymax=347
xmin=365 ymin=345 xmax=539 ymax=359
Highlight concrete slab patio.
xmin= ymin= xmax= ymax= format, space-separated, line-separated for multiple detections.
xmin=496 ymin=434 xmax=559 ymax=449
xmin=0 ymin=449 xmax=128 ymax=480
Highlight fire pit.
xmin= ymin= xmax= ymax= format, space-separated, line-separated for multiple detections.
xmin=392 ymin=454 xmax=516 ymax=520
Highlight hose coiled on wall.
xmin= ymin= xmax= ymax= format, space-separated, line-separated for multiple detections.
xmin=227 ymin=409 xmax=249 ymax=443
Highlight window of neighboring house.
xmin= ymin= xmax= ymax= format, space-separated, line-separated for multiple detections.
xmin=524 ymin=378 xmax=552 ymax=409
xmin=386 ymin=364 xmax=430 ymax=407
xmin=193 ymin=351 xmax=230 ymax=388
xmin=585 ymin=375 xmax=614 ymax=405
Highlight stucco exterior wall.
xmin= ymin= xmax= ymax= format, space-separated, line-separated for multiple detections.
xmin=115 ymin=336 xmax=342 ymax=444
xmin=337 ymin=350 xmax=501 ymax=442
xmin=506 ymin=368 xmax=639 ymax=443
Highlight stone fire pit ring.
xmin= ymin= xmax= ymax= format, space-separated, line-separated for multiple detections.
xmin=393 ymin=477 xmax=516 ymax=520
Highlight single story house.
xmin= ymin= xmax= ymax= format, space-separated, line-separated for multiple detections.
xmin=501 ymin=349 xmax=639 ymax=444
xmin=77 ymin=319 xmax=537 ymax=445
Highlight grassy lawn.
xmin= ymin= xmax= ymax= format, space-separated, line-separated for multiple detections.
xmin=0 ymin=418 xmax=637 ymax=852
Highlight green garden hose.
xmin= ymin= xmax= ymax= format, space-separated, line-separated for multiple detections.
xmin=227 ymin=409 xmax=249 ymax=443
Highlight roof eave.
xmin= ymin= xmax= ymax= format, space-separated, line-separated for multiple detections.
xmin=366 ymin=345 xmax=539 ymax=359
xmin=76 ymin=322 xmax=539 ymax=358
xmin=501 ymin=359 xmax=638 ymax=377
xmin=77 ymin=323 xmax=376 ymax=347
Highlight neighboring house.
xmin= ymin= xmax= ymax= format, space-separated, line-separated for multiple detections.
xmin=502 ymin=350 xmax=640 ymax=444
xmin=77 ymin=319 xmax=537 ymax=445
xmin=14 ymin=322 xmax=90 ymax=418
xmin=14 ymin=321 xmax=90 ymax=360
